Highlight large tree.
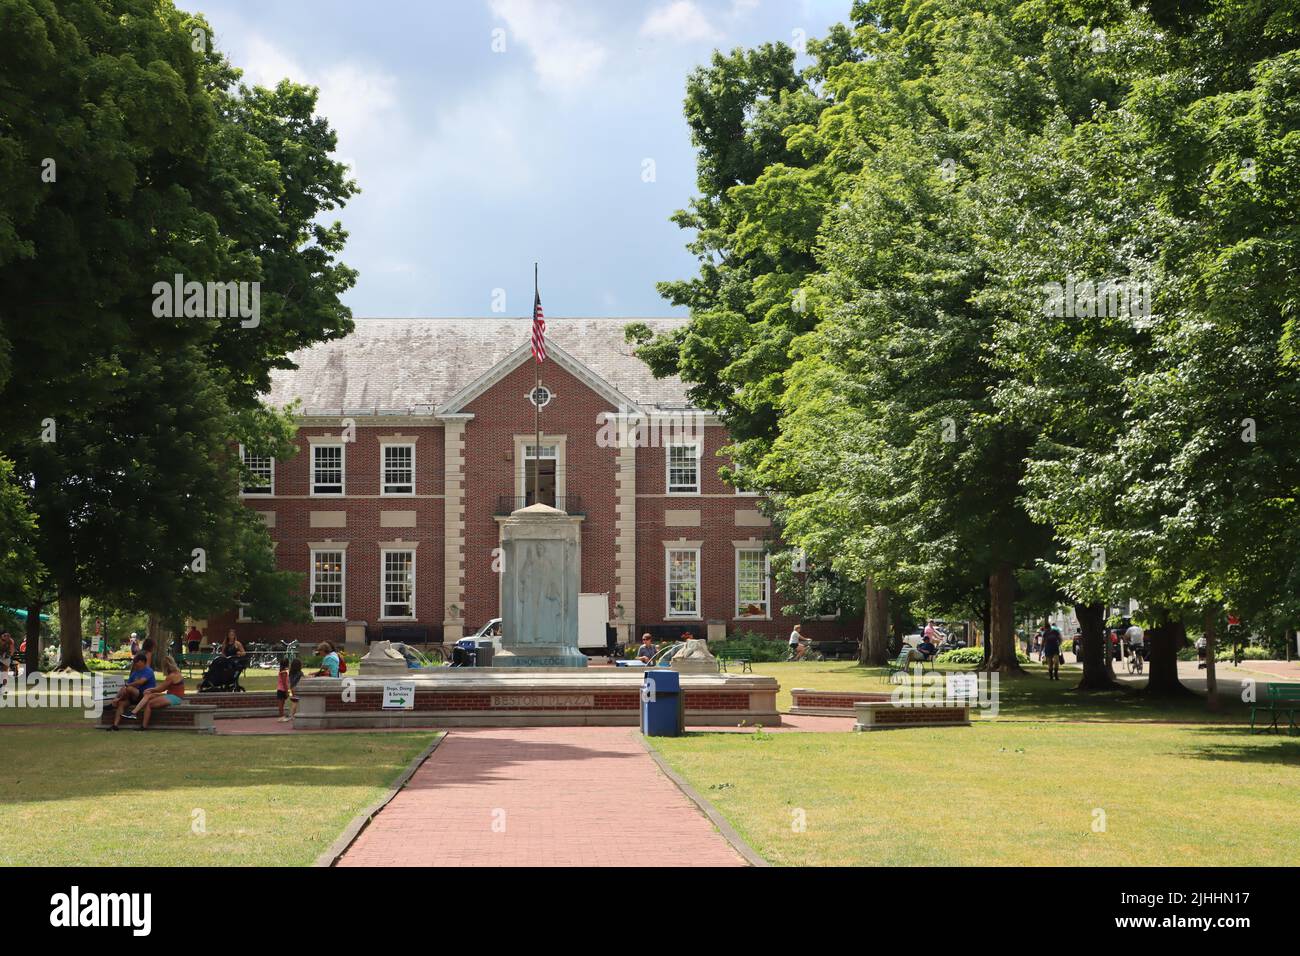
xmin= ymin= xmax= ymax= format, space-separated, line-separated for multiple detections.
xmin=0 ymin=1 xmax=355 ymax=667
xmin=987 ymin=0 xmax=1300 ymax=698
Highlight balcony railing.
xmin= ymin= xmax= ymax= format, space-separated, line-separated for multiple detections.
xmin=494 ymin=495 xmax=584 ymax=516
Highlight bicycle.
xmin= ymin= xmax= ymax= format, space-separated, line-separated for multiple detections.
xmin=1126 ymin=645 xmax=1144 ymax=675
xmin=787 ymin=642 xmax=824 ymax=663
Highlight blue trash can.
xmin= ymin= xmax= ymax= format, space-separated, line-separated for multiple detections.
xmin=640 ymin=669 xmax=684 ymax=736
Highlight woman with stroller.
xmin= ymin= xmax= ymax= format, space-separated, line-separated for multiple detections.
xmin=220 ymin=629 xmax=246 ymax=658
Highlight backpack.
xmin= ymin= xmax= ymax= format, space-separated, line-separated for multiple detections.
xmin=337 ymin=658 xmax=347 ymax=675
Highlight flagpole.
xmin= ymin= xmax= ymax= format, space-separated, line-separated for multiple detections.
xmin=534 ymin=262 xmax=541 ymax=509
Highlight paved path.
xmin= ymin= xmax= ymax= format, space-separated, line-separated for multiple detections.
xmin=336 ymin=726 xmax=746 ymax=867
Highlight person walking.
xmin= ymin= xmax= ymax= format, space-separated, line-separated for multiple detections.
xmin=285 ymin=658 xmax=304 ymax=721
xmin=1042 ymin=623 xmax=1063 ymax=680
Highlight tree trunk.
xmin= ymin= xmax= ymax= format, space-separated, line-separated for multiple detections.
xmin=981 ymin=586 xmax=991 ymax=668
xmin=859 ymin=577 xmax=890 ymax=666
xmin=24 ymin=602 xmax=42 ymax=675
xmin=985 ymin=563 xmax=1023 ymax=673
xmin=147 ymin=612 xmax=172 ymax=668
xmin=57 ymin=588 xmax=87 ymax=671
xmin=1073 ymin=601 xmax=1115 ymax=690
xmin=1144 ymin=610 xmax=1192 ymax=698
xmin=1203 ymin=608 xmax=1220 ymax=712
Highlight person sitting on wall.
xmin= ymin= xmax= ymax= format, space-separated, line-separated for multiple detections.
xmin=131 ymin=656 xmax=187 ymax=729
xmin=637 ymin=633 xmax=657 ymax=664
xmin=108 ymin=655 xmax=157 ymax=730
xmin=314 ymin=642 xmax=341 ymax=678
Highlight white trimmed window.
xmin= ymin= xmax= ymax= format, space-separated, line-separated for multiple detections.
xmin=523 ymin=443 xmax=559 ymax=507
xmin=666 ymin=548 xmax=700 ymax=618
xmin=735 ymin=549 xmax=770 ymax=618
xmin=312 ymin=444 xmax=344 ymax=495
xmin=240 ymin=446 xmax=273 ymax=496
xmin=731 ymin=462 xmax=760 ymax=496
xmin=382 ymin=443 xmax=415 ymax=495
xmin=237 ymin=602 xmax=254 ymax=623
xmin=310 ymin=550 xmax=345 ymax=620
xmin=382 ymin=549 xmax=415 ymax=619
xmin=666 ymin=442 xmax=701 ymax=494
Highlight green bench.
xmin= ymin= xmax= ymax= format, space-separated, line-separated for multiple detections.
xmin=886 ymin=647 xmax=937 ymax=681
xmin=1251 ymin=683 xmax=1300 ymax=734
xmin=178 ymin=653 xmax=214 ymax=677
xmin=886 ymin=648 xmax=911 ymax=682
xmin=717 ymin=657 xmax=752 ymax=673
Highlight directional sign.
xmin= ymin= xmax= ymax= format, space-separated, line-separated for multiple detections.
xmin=382 ymin=681 xmax=416 ymax=711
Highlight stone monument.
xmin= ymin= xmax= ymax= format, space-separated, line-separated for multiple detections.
xmin=670 ymin=635 xmax=718 ymax=674
xmin=494 ymin=503 xmax=587 ymax=667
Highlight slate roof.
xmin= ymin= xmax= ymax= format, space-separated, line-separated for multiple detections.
xmin=265 ymin=317 xmax=693 ymax=416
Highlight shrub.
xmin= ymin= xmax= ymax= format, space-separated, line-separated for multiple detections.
xmin=710 ymin=632 xmax=789 ymax=663
xmin=935 ymin=646 xmax=1030 ymax=665
xmin=1179 ymin=643 xmax=1276 ymax=662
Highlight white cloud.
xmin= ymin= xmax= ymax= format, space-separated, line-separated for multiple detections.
xmin=640 ymin=1 xmax=721 ymax=43
xmin=237 ymin=35 xmax=398 ymax=170
xmin=488 ymin=0 xmax=609 ymax=92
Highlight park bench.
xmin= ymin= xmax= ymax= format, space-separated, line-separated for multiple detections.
xmin=717 ymin=657 xmax=752 ymax=673
xmin=886 ymin=649 xmax=911 ymax=682
xmin=1251 ymin=683 xmax=1300 ymax=734
xmin=853 ymin=699 xmax=971 ymax=731
xmin=98 ymin=703 xmax=217 ymax=733
xmin=178 ymin=653 xmax=214 ymax=677
xmin=790 ymin=688 xmax=892 ymax=715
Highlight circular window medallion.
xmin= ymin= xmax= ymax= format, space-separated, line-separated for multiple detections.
xmin=528 ymin=386 xmax=553 ymax=408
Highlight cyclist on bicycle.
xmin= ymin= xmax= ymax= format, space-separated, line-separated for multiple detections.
xmin=1124 ymin=623 xmax=1146 ymax=672
xmin=787 ymin=624 xmax=810 ymax=661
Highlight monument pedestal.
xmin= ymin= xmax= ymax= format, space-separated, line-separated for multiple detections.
xmin=495 ymin=503 xmax=587 ymax=668
xmin=492 ymin=647 xmax=589 ymax=668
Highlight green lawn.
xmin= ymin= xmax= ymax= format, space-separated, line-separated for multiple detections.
xmin=752 ymin=659 xmax=1254 ymax=723
xmin=0 ymin=725 xmax=438 ymax=866
xmin=652 ymin=721 xmax=1300 ymax=866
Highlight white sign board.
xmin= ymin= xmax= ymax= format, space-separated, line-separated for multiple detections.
xmin=382 ymin=681 xmax=416 ymax=711
xmin=97 ymin=673 xmax=126 ymax=702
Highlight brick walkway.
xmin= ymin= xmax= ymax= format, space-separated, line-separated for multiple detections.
xmin=336 ymin=726 xmax=746 ymax=867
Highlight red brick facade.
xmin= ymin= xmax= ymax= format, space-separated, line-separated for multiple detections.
xmin=217 ymin=328 xmax=861 ymax=649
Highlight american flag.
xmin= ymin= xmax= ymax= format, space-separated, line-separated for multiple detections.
xmin=531 ymin=288 xmax=546 ymax=362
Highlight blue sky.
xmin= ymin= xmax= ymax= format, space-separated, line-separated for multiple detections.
xmin=191 ymin=0 xmax=848 ymax=318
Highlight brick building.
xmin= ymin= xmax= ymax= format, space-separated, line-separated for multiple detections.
xmin=213 ymin=318 xmax=859 ymax=649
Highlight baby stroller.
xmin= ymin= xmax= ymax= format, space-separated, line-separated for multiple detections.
xmin=198 ymin=653 xmax=250 ymax=692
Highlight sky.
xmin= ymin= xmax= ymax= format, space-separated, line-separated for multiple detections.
xmin=190 ymin=0 xmax=848 ymax=318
